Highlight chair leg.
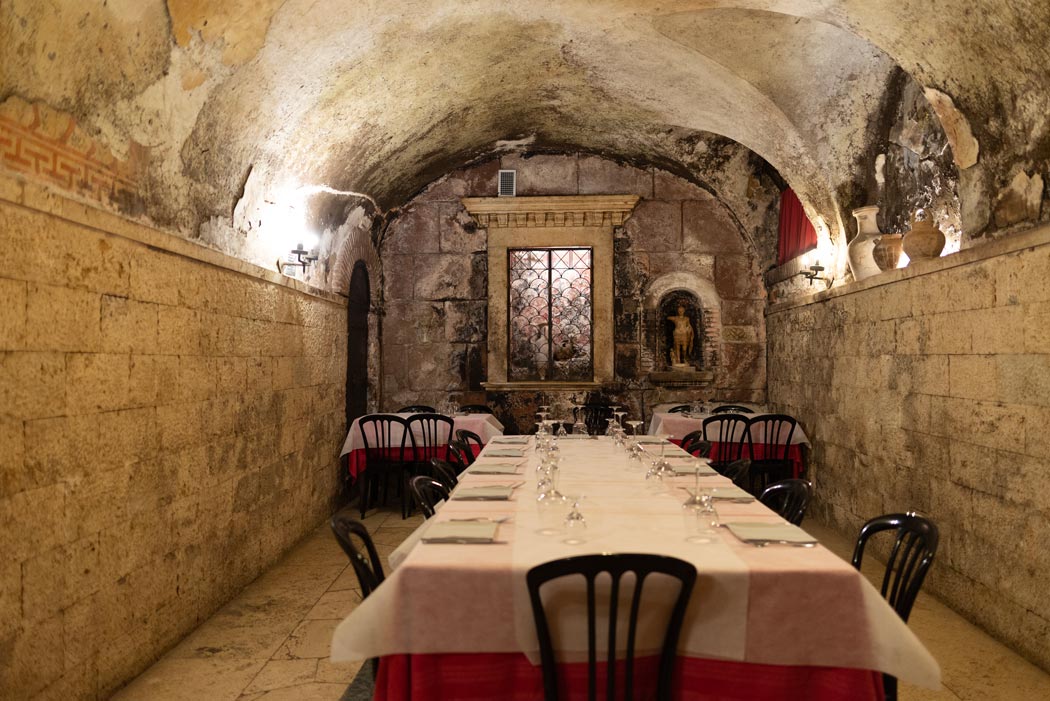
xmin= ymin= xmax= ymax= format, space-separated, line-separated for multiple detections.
xmin=359 ymin=471 xmax=370 ymax=518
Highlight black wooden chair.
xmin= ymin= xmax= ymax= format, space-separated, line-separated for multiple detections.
xmin=458 ymin=404 xmax=494 ymax=414
xmin=718 ymin=458 xmax=750 ymax=488
xmin=680 ymin=430 xmax=711 ymax=458
xmin=402 ymin=413 xmax=454 ymax=518
xmin=759 ymin=479 xmax=813 ymax=525
xmin=396 ymin=404 xmax=436 ymax=413
xmin=329 ymin=513 xmax=385 ymax=676
xmin=575 ymin=404 xmax=614 ymax=435
xmin=526 ymin=553 xmax=697 ymax=701
xmin=745 ymin=414 xmax=797 ymax=495
xmin=409 ymin=475 xmax=449 ymax=519
xmin=357 ymin=414 xmax=411 ymax=518
xmin=701 ymin=414 xmax=749 ymax=472
xmin=711 ymin=404 xmax=754 ymax=414
xmin=852 ymin=513 xmax=939 ymax=701
xmin=447 ymin=439 xmax=473 ymax=472
xmin=428 ymin=458 xmax=459 ymax=491
xmin=455 ymin=428 xmax=484 ymax=458
xmin=667 ymin=404 xmax=692 ymax=413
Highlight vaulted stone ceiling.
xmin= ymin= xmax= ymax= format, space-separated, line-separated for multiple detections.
xmin=2 ymin=0 xmax=1048 ymax=276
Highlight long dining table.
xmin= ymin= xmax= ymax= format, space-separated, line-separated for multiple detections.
xmin=339 ymin=412 xmax=505 ymax=480
xmin=331 ymin=436 xmax=939 ymax=700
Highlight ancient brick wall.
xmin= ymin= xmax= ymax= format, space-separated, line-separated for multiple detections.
xmin=0 ymin=177 xmax=347 ymax=699
xmin=380 ymin=153 xmax=777 ymax=429
xmin=766 ymin=227 xmax=1050 ymax=669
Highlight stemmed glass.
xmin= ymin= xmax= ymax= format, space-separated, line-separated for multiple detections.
xmin=681 ymin=459 xmax=708 ymax=507
xmin=604 ymin=418 xmax=618 ymax=436
xmin=562 ymin=496 xmax=587 ymax=545
xmin=613 ymin=409 xmax=627 ymax=430
xmin=645 ymin=434 xmax=673 ymax=481
xmin=625 ymin=420 xmax=643 ymax=436
xmin=683 ymin=493 xmax=718 ymax=543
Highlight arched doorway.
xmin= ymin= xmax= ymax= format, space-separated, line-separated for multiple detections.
xmin=346 ymin=260 xmax=370 ymax=428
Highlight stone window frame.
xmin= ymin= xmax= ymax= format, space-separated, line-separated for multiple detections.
xmin=461 ymin=195 xmax=639 ymax=391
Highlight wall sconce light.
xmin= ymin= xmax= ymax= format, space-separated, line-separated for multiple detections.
xmin=799 ymin=263 xmax=832 ymax=289
xmin=278 ymin=242 xmax=318 ymax=274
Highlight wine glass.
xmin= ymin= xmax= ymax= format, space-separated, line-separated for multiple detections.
xmin=562 ymin=496 xmax=587 ymax=545
xmin=604 ymin=418 xmax=618 ymax=436
xmin=645 ymin=434 xmax=672 ymax=480
xmin=625 ymin=420 xmax=643 ymax=436
xmin=683 ymin=494 xmax=718 ymax=543
xmin=681 ymin=459 xmax=707 ymax=507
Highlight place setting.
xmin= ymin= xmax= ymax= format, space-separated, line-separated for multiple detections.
xmin=420 ymin=517 xmax=512 ymax=545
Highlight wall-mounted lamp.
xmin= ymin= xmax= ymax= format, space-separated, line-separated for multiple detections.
xmin=799 ymin=263 xmax=832 ymax=289
xmin=278 ymin=242 xmax=318 ymax=275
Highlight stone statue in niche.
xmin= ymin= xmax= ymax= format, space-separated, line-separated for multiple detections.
xmin=659 ymin=292 xmax=701 ymax=370
xmin=667 ymin=304 xmax=694 ymax=366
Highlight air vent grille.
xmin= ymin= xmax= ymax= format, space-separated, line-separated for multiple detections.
xmin=498 ymin=170 xmax=516 ymax=197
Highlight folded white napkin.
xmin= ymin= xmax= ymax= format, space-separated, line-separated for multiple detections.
xmin=485 ymin=448 xmax=525 ymax=457
xmin=491 ymin=436 xmax=530 ymax=444
xmin=422 ymin=521 xmax=500 ymax=543
xmin=709 ymin=486 xmax=755 ymax=501
xmin=465 ymin=462 xmax=521 ymax=475
xmin=452 ymin=485 xmax=516 ymax=500
xmin=725 ymin=522 xmax=816 ymax=545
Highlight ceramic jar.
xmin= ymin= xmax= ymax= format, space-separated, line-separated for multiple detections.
xmin=847 ymin=206 xmax=882 ymax=282
xmin=872 ymin=233 xmax=904 ymax=271
xmin=902 ymin=215 xmax=946 ymax=261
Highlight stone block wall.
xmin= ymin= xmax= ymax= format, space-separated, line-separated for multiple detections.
xmin=766 ymin=227 xmax=1050 ymax=670
xmin=0 ymin=179 xmax=348 ymax=699
xmin=380 ymin=153 xmax=773 ymax=427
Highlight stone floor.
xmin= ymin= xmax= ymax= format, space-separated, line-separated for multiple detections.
xmin=112 ymin=508 xmax=1050 ymax=701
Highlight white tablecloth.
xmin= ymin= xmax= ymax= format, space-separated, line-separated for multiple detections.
xmin=339 ymin=413 xmax=505 ymax=456
xmin=331 ymin=437 xmax=939 ymax=688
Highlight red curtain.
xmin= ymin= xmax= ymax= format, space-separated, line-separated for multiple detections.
xmin=777 ymin=188 xmax=817 ymax=265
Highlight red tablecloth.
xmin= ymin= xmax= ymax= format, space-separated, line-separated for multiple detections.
xmin=347 ymin=445 xmax=483 ymax=480
xmin=673 ymin=441 xmax=805 ymax=479
xmin=373 ymin=653 xmax=883 ymax=701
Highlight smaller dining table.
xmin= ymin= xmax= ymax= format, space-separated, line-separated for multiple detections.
xmin=648 ymin=412 xmax=810 ymax=478
xmin=340 ymin=412 xmax=505 ymax=480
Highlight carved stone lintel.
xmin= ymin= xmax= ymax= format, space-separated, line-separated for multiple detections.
xmin=462 ymin=195 xmax=641 ymax=229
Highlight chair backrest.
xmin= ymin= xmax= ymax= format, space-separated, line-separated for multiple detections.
xmin=759 ymin=479 xmax=813 ymax=525
xmin=575 ymin=404 xmax=614 ymax=435
xmin=447 ymin=439 xmax=473 ymax=471
xmin=718 ymin=458 xmax=750 ymax=487
xmin=667 ymin=404 xmax=691 ymax=413
xmin=455 ymin=428 xmax=484 ymax=457
xmin=429 ymin=458 xmax=459 ymax=491
xmin=409 ymin=475 xmax=449 ymax=519
xmin=526 ymin=553 xmax=697 ymax=701
xmin=680 ymin=430 xmax=711 ymax=458
xmin=458 ymin=404 xmax=494 ymax=414
xmin=701 ymin=415 xmax=749 ymax=463
xmin=746 ymin=414 xmax=797 ymax=460
xmin=711 ymin=404 xmax=754 ymax=414
xmin=406 ymin=413 xmax=454 ymax=461
xmin=330 ymin=513 xmax=385 ymax=598
xmin=396 ymin=404 xmax=436 ymax=413
xmin=852 ymin=513 xmax=939 ymax=624
xmin=358 ymin=414 xmax=410 ymax=463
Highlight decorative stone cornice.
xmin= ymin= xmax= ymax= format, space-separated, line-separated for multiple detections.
xmin=461 ymin=195 xmax=640 ymax=228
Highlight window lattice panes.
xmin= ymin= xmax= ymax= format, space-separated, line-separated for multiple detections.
xmin=508 ymin=248 xmax=593 ymax=382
